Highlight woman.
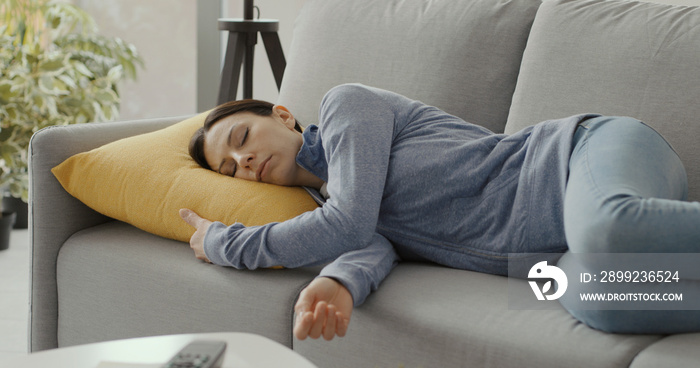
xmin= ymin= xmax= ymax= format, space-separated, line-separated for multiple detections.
xmin=180 ymin=84 xmax=700 ymax=341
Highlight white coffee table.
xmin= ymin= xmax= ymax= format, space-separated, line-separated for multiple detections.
xmin=1 ymin=332 xmax=317 ymax=368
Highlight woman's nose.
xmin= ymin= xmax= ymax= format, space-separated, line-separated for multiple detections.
xmin=233 ymin=152 xmax=255 ymax=168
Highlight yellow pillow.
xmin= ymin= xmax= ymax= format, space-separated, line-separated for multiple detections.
xmin=52 ymin=111 xmax=320 ymax=243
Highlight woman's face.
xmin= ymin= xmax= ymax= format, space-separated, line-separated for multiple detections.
xmin=203 ymin=106 xmax=308 ymax=187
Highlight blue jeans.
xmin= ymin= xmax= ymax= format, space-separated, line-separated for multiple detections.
xmin=560 ymin=116 xmax=700 ymax=334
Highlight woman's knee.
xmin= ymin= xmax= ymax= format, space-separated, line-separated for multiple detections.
xmin=566 ymin=194 xmax=643 ymax=253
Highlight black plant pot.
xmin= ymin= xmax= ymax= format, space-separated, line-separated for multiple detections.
xmin=0 ymin=212 xmax=17 ymax=251
xmin=2 ymin=196 xmax=27 ymax=229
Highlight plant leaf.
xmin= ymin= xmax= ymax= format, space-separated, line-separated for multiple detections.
xmin=38 ymin=56 xmax=67 ymax=73
xmin=73 ymin=61 xmax=93 ymax=78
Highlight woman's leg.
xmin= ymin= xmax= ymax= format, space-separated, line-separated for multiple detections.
xmin=565 ymin=116 xmax=700 ymax=253
xmin=561 ymin=116 xmax=700 ymax=334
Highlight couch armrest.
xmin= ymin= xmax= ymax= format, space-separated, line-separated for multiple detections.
xmin=28 ymin=115 xmax=192 ymax=351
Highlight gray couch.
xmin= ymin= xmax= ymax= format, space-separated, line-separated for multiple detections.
xmin=29 ymin=0 xmax=700 ymax=366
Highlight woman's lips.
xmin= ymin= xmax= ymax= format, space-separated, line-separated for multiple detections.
xmin=256 ymin=157 xmax=270 ymax=182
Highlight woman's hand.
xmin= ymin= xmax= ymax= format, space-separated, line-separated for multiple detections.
xmin=294 ymin=277 xmax=353 ymax=341
xmin=179 ymin=208 xmax=213 ymax=263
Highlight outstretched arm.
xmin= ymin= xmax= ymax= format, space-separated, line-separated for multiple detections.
xmin=295 ymin=232 xmax=399 ymax=340
xmin=183 ymin=205 xmax=399 ymax=340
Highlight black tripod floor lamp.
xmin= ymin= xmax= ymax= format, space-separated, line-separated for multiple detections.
xmin=217 ymin=0 xmax=286 ymax=104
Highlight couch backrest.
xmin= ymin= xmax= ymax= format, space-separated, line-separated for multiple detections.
xmin=505 ymin=0 xmax=700 ymax=200
xmin=278 ymin=0 xmax=542 ymax=134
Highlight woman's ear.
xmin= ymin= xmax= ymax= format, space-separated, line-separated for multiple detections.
xmin=272 ymin=105 xmax=296 ymax=130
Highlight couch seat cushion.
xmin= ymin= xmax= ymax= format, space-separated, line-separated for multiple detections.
xmin=630 ymin=333 xmax=700 ymax=368
xmin=295 ymin=263 xmax=660 ymax=368
xmin=56 ymin=221 xmax=319 ymax=348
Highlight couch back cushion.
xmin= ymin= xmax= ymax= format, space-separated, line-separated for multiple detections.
xmin=278 ymin=0 xmax=542 ymax=134
xmin=505 ymin=0 xmax=700 ymax=200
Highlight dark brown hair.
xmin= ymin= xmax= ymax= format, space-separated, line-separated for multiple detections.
xmin=188 ymin=99 xmax=302 ymax=170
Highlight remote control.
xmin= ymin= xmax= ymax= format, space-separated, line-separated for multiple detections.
xmin=161 ymin=340 xmax=227 ymax=368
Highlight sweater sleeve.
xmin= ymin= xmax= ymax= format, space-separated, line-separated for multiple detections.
xmin=203 ymin=84 xmax=404 ymax=269
xmin=318 ymin=232 xmax=400 ymax=306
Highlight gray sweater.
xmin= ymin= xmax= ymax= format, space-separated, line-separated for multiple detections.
xmin=204 ymin=84 xmax=598 ymax=305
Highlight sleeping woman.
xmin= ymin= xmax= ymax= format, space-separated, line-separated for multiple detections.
xmin=180 ymin=83 xmax=700 ymax=340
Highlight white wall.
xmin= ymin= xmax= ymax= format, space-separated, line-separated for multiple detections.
xmin=75 ymin=0 xmax=198 ymax=120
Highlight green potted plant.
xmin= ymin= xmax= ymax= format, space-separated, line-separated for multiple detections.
xmin=0 ymin=0 xmax=143 ymax=233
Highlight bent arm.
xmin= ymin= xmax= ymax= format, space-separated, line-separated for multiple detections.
xmin=203 ymin=85 xmax=410 ymax=269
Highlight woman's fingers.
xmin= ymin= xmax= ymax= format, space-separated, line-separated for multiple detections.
xmin=293 ymin=287 xmax=315 ymax=340
xmin=178 ymin=208 xmax=213 ymax=263
xmin=294 ymin=301 xmax=350 ymax=340
xmin=308 ymin=301 xmax=327 ymax=339
xmin=293 ymin=311 xmax=314 ymax=340
xmin=323 ymin=304 xmax=337 ymax=340
xmin=336 ymin=312 xmax=350 ymax=338
xmin=179 ymin=208 xmax=202 ymax=228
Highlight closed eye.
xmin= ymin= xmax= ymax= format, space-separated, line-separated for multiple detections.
xmin=218 ymin=160 xmax=237 ymax=177
xmin=231 ymin=161 xmax=237 ymax=177
xmin=241 ymin=127 xmax=249 ymax=147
